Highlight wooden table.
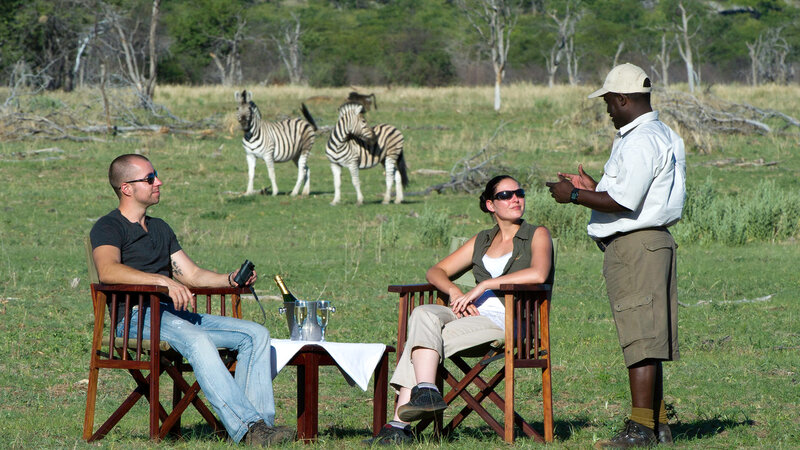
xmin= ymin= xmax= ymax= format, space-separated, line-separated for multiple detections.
xmin=285 ymin=344 xmax=396 ymax=442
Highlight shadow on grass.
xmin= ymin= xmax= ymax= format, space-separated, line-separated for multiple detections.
xmin=671 ymin=417 xmax=756 ymax=442
xmin=318 ymin=417 xmax=596 ymax=443
xmin=165 ymin=416 xmax=757 ymax=445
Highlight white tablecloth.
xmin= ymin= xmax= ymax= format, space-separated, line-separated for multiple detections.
xmin=269 ymin=339 xmax=388 ymax=391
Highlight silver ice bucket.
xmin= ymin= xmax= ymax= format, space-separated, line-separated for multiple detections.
xmin=278 ymin=300 xmax=322 ymax=341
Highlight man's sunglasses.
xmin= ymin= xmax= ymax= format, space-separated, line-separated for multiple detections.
xmin=123 ymin=170 xmax=158 ymax=185
xmin=494 ymin=188 xmax=525 ymax=200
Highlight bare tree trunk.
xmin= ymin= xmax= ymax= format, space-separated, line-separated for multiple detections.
xmin=545 ymin=39 xmax=563 ymax=88
xmin=209 ymin=15 xmax=246 ymax=86
xmin=654 ymin=32 xmax=671 ymax=87
xmin=108 ymin=0 xmax=160 ymax=106
xmin=747 ymin=27 xmax=792 ymax=85
xmin=566 ymin=35 xmax=580 ymax=85
xmin=547 ymin=2 xmax=581 ymax=88
xmin=675 ymin=2 xmax=697 ymax=93
xmin=100 ymin=63 xmax=113 ymax=134
xmin=145 ymin=0 xmax=160 ymax=101
xmin=272 ymin=13 xmax=304 ymax=85
xmin=456 ymin=0 xmax=521 ymax=111
xmin=74 ymin=33 xmax=92 ymax=89
xmin=494 ymin=71 xmax=502 ymax=110
xmin=746 ymin=38 xmax=761 ymax=86
xmin=612 ymin=42 xmax=624 ymax=67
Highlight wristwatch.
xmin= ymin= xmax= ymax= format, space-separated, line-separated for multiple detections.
xmin=570 ymin=188 xmax=580 ymax=204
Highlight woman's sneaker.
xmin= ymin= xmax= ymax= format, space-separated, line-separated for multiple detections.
xmin=397 ymin=385 xmax=447 ymax=422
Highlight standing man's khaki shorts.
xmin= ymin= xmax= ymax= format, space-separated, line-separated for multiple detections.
xmin=602 ymin=228 xmax=679 ymax=367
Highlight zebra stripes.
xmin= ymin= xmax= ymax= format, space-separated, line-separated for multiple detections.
xmin=326 ymin=102 xmax=408 ymax=205
xmin=235 ymin=89 xmax=317 ymax=196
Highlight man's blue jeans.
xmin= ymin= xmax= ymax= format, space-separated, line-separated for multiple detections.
xmin=116 ymin=302 xmax=275 ymax=443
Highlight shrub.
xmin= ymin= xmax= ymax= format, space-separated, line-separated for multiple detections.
xmin=419 ymin=207 xmax=452 ymax=247
xmin=527 ymin=186 xmax=591 ymax=245
xmin=674 ymin=179 xmax=800 ymax=245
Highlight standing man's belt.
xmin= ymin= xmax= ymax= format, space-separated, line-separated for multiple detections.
xmin=595 ymin=227 xmax=668 ymax=252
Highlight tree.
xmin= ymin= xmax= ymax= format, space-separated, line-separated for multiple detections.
xmin=0 ymin=0 xmax=94 ymax=91
xmin=100 ymin=0 xmax=161 ymax=106
xmin=455 ymin=0 xmax=523 ymax=111
xmin=209 ymin=14 xmax=246 ymax=86
xmin=675 ymin=1 xmax=700 ymax=92
xmin=747 ymin=26 xmax=792 ymax=85
xmin=271 ymin=13 xmax=304 ymax=85
xmin=546 ymin=1 xmax=582 ymax=86
xmin=653 ymin=32 xmax=673 ymax=87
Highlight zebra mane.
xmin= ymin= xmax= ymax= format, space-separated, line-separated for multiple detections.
xmin=249 ymin=101 xmax=261 ymax=119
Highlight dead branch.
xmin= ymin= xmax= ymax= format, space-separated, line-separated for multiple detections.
xmin=679 ymin=294 xmax=774 ymax=307
xmin=0 ymin=112 xmax=106 ymax=142
xmin=0 ymin=147 xmax=65 ymax=162
xmin=408 ymin=122 xmax=511 ymax=196
xmin=657 ymin=89 xmax=772 ymax=135
xmin=701 ymin=158 xmax=778 ymax=168
xmin=0 ymin=108 xmax=219 ymax=142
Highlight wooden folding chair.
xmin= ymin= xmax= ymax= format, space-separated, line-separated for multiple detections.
xmin=82 ymin=238 xmax=249 ymax=442
xmin=387 ymin=282 xmax=554 ymax=443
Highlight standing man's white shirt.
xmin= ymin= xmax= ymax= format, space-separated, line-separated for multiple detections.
xmin=587 ymin=111 xmax=686 ymax=240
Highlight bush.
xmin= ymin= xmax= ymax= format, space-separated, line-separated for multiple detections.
xmin=527 ymin=186 xmax=591 ymax=245
xmin=419 ymin=207 xmax=452 ymax=247
xmin=524 ymin=179 xmax=800 ymax=247
xmin=673 ymin=179 xmax=800 ymax=245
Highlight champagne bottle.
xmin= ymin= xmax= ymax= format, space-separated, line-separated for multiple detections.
xmin=274 ymin=274 xmax=299 ymax=303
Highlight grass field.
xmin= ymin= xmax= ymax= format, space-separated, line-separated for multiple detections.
xmin=1 ymin=84 xmax=799 ymax=448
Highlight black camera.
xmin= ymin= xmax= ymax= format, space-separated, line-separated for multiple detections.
xmin=233 ymin=259 xmax=255 ymax=287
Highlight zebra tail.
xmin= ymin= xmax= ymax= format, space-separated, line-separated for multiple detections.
xmin=398 ymin=151 xmax=409 ymax=187
xmin=301 ymin=103 xmax=318 ymax=131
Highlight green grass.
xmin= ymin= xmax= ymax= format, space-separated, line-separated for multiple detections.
xmin=0 ymin=84 xmax=798 ymax=448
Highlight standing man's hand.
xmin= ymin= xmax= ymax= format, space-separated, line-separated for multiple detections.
xmin=558 ymin=164 xmax=597 ymax=191
xmin=546 ymin=175 xmax=577 ymax=203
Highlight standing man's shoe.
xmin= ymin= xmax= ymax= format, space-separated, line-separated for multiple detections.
xmin=657 ymin=423 xmax=673 ymax=444
xmin=397 ymin=385 xmax=447 ymax=422
xmin=594 ymin=419 xmax=657 ymax=448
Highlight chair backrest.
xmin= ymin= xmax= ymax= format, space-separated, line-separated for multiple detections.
xmin=85 ymin=237 xmax=100 ymax=284
xmin=388 ymin=284 xmax=448 ymax=358
xmin=449 ymin=237 xmax=476 ymax=288
xmin=448 ymin=236 xmax=558 ymax=289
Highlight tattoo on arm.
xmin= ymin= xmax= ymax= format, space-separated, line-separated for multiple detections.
xmin=171 ymin=258 xmax=184 ymax=277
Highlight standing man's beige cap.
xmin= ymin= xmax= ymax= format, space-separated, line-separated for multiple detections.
xmin=588 ymin=63 xmax=652 ymax=98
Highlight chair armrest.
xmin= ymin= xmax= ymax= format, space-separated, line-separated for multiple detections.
xmin=94 ymin=283 xmax=169 ymax=294
xmin=498 ymin=283 xmax=552 ymax=293
xmin=388 ymin=283 xmax=436 ymax=294
xmin=190 ymin=286 xmax=250 ymax=296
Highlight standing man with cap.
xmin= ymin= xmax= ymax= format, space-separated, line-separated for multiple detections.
xmin=546 ymin=63 xmax=685 ymax=448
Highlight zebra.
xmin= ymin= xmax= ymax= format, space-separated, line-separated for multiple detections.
xmin=326 ymin=102 xmax=408 ymax=205
xmin=235 ymin=89 xmax=317 ymax=196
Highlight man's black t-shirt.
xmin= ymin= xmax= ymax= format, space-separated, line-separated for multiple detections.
xmin=89 ymin=208 xmax=182 ymax=324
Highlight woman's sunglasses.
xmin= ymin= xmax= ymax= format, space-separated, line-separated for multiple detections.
xmin=123 ymin=170 xmax=158 ymax=185
xmin=494 ymin=188 xmax=525 ymax=200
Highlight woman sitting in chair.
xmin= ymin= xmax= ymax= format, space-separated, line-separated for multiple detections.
xmin=368 ymin=175 xmax=554 ymax=445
